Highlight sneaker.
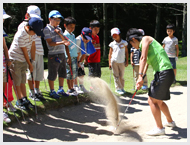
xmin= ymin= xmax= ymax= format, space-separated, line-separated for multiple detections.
xmin=163 ymin=121 xmax=176 ymax=127
xmin=50 ymin=91 xmax=61 ymax=99
xmin=3 ymin=112 xmax=11 ymax=123
xmin=121 ymin=89 xmax=127 ymax=93
xmin=141 ymin=85 xmax=148 ymax=90
xmin=67 ymin=89 xmax=78 ymax=96
xmin=146 ymin=127 xmax=165 ymax=136
xmin=36 ymin=93 xmax=46 ymax=101
xmin=80 ymin=85 xmax=89 ymax=93
xmin=57 ymin=89 xmax=69 ymax=97
xmin=29 ymin=92 xmax=40 ymax=101
xmin=22 ymin=97 xmax=35 ymax=109
xmin=15 ymin=99 xmax=28 ymax=110
xmin=115 ymin=89 xmax=124 ymax=95
xmin=74 ymin=86 xmax=84 ymax=94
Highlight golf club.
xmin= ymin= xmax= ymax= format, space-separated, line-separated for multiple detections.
xmin=115 ymin=74 xmax=146 ymax=132
xmin=31 ymin=72 xmax=38 ymax=119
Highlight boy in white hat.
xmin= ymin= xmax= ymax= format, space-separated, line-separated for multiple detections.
xmin=108 ymin=27 xmax=129 ymax=95
xmin=18 ymin=5 xmax=45 ymax=101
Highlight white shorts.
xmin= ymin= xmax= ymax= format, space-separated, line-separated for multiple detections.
xmin=27 ymin=54 xmax=44 ymax=81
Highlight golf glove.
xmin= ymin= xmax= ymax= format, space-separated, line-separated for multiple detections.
xmin=175 ymin=57 xmax=178 ymax=61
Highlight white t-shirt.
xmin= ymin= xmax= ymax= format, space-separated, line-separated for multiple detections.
xmin=76 ymin=35 xmax=87 ymax=58
xmin=162 ymin=36 xmax=178 ymax=58
xmin=18 ymin=21 xmax=44 ymax=55
xmin=109 ymin=39 xmax=128 ymax=63
xmin=9 ymin=26 xmax=37 ymax=62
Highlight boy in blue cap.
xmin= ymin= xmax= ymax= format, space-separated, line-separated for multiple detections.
xmin=9 ymin=17 xmax=44 ymax=110
xmin=43 ymin=10 xmax=71 ymax=99
xmin=74 ymin=27 xmax=96 ymax=93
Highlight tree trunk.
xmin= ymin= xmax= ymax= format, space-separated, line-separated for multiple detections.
xmin=182 ymin=3 xmax=187 ymax=57
xmin=44 ymin=3 xmax=48 ymax=25
xmin=113 ymin=4 xmax=116 ymax=26
xmin=71 ymin=3 xmax=75 ymax=18
xmin=154 ymin=4 xmax=161 ymax=41
xmin=103 ymin=3 xmax=108 ymax=58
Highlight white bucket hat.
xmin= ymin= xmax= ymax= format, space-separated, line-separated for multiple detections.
xmin=27 ymin=5 xmax=43 ymax=20
xmin=111 ymin=27 xmax=120 ymax=36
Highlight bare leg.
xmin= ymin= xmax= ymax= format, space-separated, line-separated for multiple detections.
xmin=20 ymin=83 xmax=27 ymax=97
xmin=58 ymin=77 xmax=64 ymax=88
xmin=173 ymin=69 xmax=176 ymax=78
xmin=48 ymin=79 xmax=54 ymax=90
xmin=34 ymin=81 xmax=40 ymax=89
xmin=148 ymin=97 xmax=163 ymax=129
xmin=28 ymin=80 xmax=34 ymax=90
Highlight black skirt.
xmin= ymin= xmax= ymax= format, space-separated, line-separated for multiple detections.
xmin=148 ymin=69 xmax=175 ymax=100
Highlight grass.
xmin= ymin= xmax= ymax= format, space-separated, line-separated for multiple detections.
xmin=3 ymin=57 xmax=187 ymax=126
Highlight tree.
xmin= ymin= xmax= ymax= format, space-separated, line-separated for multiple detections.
xmin=182 ymin=3 xmax=187 ymax=57
xmin=154 ymin=3 xmax=161 ymax=41
xmin=103 ymin=3 xmax=108 ymax=58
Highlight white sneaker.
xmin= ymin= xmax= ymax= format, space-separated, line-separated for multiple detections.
xmin=164 ymin=121 xmax=176 ymax=127
xmin=146 ymin=127 xmax=165 ymax=136
xmin=3 ymin=111 xmax=11 ymax=123
xmin=7 ymin=102 xmax=17 ymax=112
xmin=74 ymin=86 xmax=84 ymax=94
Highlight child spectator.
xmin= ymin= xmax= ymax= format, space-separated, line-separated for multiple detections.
xmin=130 ymin=29 xmax=148 ymax=90
xmin=162 ymin=24 xmax=179 ymax=84
xmin=8 ymin=17 xmax=44 ymax=110
xmin=108 ymin=27 xmax=128 ymax=95
xmin=63 ymin=17 xmax=78 ymax=95
xmin=18 ymin=5 xmax=45 ymax=101
xmin=131 ymin=47 xmax=148 ymax=90
xmin=43 ymin=10 xmax=71 ymax=99
xmin=3 ymin=9 xmax=12 ymax=123
xmin=74 ymin=27 xmax=96 ymax=93
xmin=85 ymin=20 xmax=101 ymax=78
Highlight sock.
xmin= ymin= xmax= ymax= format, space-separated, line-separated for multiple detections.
xmin=59 ymin=86 xmax=63 ymax=90
xmin=50 ymin=89 xmax=54 ymax=93
xmin=30 ymin=89 xmax=35 ymax=95
xmin=34 ymin=88 xmax=40 ymax=94
xmin=74 ymin=84 xmax=78 ymax=88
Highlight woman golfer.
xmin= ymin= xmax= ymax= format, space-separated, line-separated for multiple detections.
xmin=126 ymin=28 xmax=176 ymax=136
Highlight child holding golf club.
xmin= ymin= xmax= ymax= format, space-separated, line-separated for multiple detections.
xmin=130 ymin=29 xmax=148 ymax=90
xmin=8 ymin=17 xmax=44 ymax=110
xmin=43 ymin=10 xmax=71 ymax=99
xmin=62 ymin=17 xmax=78 ymax=95
xmin=85 ymin=20 xmax=101 ymax=78
xmin=74 ymin=27 xmax=96 ymax=93
xmin=108 ymin=27 xmax=128 ymax=95
xmin=18 ymin=5 xmax=46 ymax=101
xmin=162 ymin=24 xmax=179 ymax=84
xmin=126 ymin=28 xmax=176 ymax=136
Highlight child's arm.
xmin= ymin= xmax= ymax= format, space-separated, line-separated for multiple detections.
xmin=108 ymin=47 xmax=113 ymax=69
xmin=30 ymin=41 xmax=36 ymax=62
xmin=65 ymin=45 xmax=71 ymax=65
xmin=125 ymin=45 xmax=128 ymax=67
xmin=175 ymin=44 xmax=179 ymax=58
xmin=46 ymin=38 xmax=67 ymax=46
xmin=162 ymin=44 xmax=165 ymax=49
xmin=54 ymin=29 xmax=70 ymax=46
xmin=130 ymin=52 xmax=134 ymax=66
xmin=3 ymin=37 xmax=11 ymax=67
xmin=20 ymin=47 xmax=33 ymax=73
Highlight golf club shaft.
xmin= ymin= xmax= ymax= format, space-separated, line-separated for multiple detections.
xmin=63 ymin=35 xmax=89 ymax=55
xmin=3 ymin=93 xmax=30 ymax=140
xmin=31 ymin=72 xmax=38 ymax=119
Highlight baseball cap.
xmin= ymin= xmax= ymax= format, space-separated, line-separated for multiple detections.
xmin=111 ymin=27 xmax=120 ymax=36
xmin=28 ymin=17 xmax=44 ymax=37
xmin=27 ymin=5 xmax=43 ymax=20
xmin=3 ymin=9 xmax=11 ymax=19
xmin=81 ymin=27 xmax=92 ymax=40
xmin=48 ymin=10 xmax=64 ymax=19
xmin=138 ymin=29 xmax=145 ymax=35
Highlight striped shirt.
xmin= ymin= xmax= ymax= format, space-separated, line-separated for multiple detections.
xmin=18 ymin=21 xmax=44 ymax=55
xmin=8 ymin=26 xmax=36 ymax=62
xmin=43 ymin=24 xmax=65 ymax=55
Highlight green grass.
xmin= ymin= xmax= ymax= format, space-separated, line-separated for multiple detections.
xmin=3 ymin=57 xmax=187 ymax=126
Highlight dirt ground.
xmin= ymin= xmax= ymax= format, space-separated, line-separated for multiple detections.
xmin=3 ymin=85 xmax=187 ymax=142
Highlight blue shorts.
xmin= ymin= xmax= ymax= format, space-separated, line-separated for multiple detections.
xmin=66 ymin=57 xmax=78 ymax=80
xmin=169 ymin=58 xmax=176 ymax=69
